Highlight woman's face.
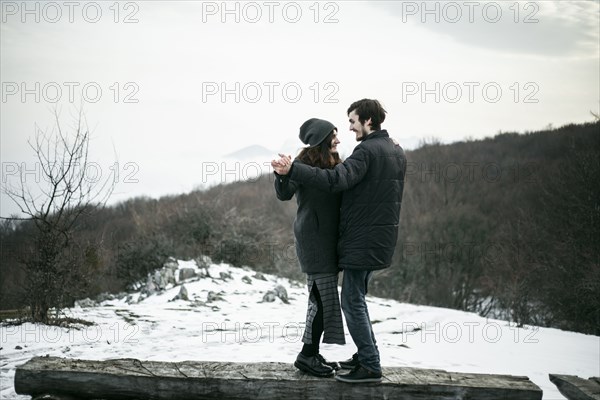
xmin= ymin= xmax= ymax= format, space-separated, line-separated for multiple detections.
xmin=330 ymin=130 xmax=340 ymax=153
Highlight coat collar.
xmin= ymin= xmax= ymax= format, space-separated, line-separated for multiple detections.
xmin=363 ymin=129 xmax=389 ymax=141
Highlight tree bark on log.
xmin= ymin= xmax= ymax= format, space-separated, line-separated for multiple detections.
xmin=15 ymin=356 xmax=543 ymax=400
xmin=549 ymin=374 xmax=600 ymax=400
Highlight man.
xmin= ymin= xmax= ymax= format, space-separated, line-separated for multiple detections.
xmin=272 ymin=99 xmax=407 ymax=383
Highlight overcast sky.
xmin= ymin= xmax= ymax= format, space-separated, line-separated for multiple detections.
xmin=1 ymin=0 xmax=599 ymax=217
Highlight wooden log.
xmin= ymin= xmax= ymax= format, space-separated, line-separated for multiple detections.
xmin=15 ymin=356 xmax=543 ymax=400
xmin=549 ymin=374 xmax=600 ymax=400
xmin=32 ymin=394 xmax=82 ymax=400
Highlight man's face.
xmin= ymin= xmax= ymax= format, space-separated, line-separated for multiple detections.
xmin=348 ymin=110 xmax=371 ymax=141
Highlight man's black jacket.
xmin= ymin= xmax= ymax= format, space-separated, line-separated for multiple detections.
xmin=289 ymin=130 xmax=407 ymax=271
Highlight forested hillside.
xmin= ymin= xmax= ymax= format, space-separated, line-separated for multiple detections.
xmin=1 ymin=121 xmax=598 ymax=334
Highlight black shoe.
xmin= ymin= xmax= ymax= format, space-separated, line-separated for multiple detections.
xmin=316 ymin=354 xmax=341 ymax=371
xmin=338 ymin=353 xmax=359 ymax=369
xmin=335 ymin=365 xmax=382 ymax=384
xmin=294 ymin=353 xmax=334 ymax=377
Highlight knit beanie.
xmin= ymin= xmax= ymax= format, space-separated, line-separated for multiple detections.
xmin=299 ymin=118 xmax=336 ymax=147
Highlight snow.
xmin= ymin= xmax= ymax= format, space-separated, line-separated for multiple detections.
xmin=1 ymin=259 xmax=598 ymax=399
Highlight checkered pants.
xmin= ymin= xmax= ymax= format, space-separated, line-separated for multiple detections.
xmin=302 ymin=273 xmax=345 ymax=345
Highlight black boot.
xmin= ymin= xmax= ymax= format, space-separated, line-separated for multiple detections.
xmin=316 ymin=353 xmax=341 ymax=371
xmin=294 ymin=353 xmax=334 ymax=377
xmin=338 ymin=353 xmax=359 ymax=369
xmin=335 ymin=364 xmax=382 ymax=384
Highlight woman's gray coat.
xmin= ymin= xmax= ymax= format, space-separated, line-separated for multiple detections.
xmin=274 ymin=167 xmax=341 ymax=274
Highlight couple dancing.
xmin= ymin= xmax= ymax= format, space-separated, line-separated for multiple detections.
xmin=271 ymin=99 xmax=407 ymax=383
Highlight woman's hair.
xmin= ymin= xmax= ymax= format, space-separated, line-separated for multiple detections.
xmin=296 ymin=130 xmax=341 ymax=169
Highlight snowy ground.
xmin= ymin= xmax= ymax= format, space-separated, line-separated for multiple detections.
xmin=1 ymin=259 xmax=598 ymax=399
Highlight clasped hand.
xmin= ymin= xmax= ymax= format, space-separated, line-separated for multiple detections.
xmin=271 ymin=153 xmax=292 ymax=175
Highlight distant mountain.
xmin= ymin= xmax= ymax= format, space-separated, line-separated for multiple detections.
xmin=225 ymin=145 xmax=275 ymax=160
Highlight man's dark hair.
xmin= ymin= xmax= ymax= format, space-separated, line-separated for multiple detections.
xmin=347 ymin=99 xmax=387 ymax=131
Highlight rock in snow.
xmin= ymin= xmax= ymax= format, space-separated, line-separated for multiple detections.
xmin=179 ymin=268 xmax=196 ymax=282
xmin=171 ymin=285 xmax=189 ymax=302
xmin=75 ymin=298 xmax=97 ymax=308
xmin=261 ymin=284 xmax=289 ymax=304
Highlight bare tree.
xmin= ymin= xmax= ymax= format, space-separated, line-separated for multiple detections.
xmin=2 ymin=107 xmax=115 ymax=323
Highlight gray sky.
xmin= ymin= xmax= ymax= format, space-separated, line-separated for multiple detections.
xmin=1 ymin=0 xmax=599 ymax=217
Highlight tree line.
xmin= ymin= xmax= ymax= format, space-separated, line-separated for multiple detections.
xmin=1 ymin=120 xmax=598 ymax=334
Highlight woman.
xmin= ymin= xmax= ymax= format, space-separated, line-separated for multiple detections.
xmin=272 ymin=118 xmax=345 ymax=378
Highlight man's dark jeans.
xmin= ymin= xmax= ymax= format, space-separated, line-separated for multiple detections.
xmin=341 ymin=269 xmax=381 ymax=373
